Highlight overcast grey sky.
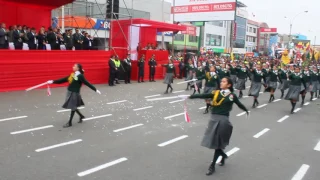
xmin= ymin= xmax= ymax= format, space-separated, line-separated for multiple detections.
xmin=165 ymin=0 xmax=319 ymax=44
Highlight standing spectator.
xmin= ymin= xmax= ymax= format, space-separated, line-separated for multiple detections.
xmin=0 ymin=22 xmax=8 ymax=49
xmin=8 ymin=26 xmax=14 ymax=43
xmin=73 ymin=29 xmax=83 ymax=50
xmin=123 ymin=54 xmax=132 ymax=84
xmin=148 ymin=54 xmax=157 ymax=82
xmin=83 ymin=33 xmax=93 ymax=50
xmin=27 ymin=28 xmax=37 ymax=50
xmin=13 ymin=25 xmax=23 ymax=50
xmin=37 ymin=29 xmax=46 ymax=50
xmin=63 ymin=29 xmax=73 ymax=50
xmin=108 ymin=55 xmax=117 ymax=86
xmin=47 ymin=27 xmax=59 ymax=50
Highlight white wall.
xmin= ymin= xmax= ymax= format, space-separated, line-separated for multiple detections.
xmin=245 ymin=23 xmax=258 ymax=52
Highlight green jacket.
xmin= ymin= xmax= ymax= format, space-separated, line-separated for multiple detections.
xmin=53 ymin=73 xmax=96 ymax=93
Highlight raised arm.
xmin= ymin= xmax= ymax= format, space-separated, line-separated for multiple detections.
xmin=190 ymin=93 xmax=213 ymax=99
xmin=53 ymin=76 xmax=69 ymax=84
xmin=233 ymin=95 xmax=248 ymax=112
xmin=78 ymin=74 xmax=97 ymax=92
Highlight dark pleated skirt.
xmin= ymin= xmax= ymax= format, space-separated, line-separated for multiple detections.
xmin=235 ymin=78 xmax=246 ymax=90
xmin=230 ymin=75 xmax=237 ymax=85
xmin=311 ymin=81 xmax=319 ymax=92
xmin=305 ymin=82 xmax=311 ymax=92
xmin=278 ymin=79 xmax=289 ymax=90
xmin=268 ymin=81 xmax=278 ymax=89
xmin=62 ymin=91 xmax=84 ymax=110
xmin=163 ymin=73 xmax=174 ymax=84
xmin=201 ymin=114 xmax=233 ymax=150
xmin=248 ymin=82 xmax=262 ymax=97
xmin=285 ymin=85 xmax=305 ymax=101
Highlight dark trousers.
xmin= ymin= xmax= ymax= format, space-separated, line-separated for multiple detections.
xmin=115 ymin=70 xmax=120 ymax=83
xmin=109 ymin=72 xmax=116 ymax=86
xmin=28 ymin=44 xmax=36 ymax=50
xmin=138 ymin=69 xmax=144 ymax=82
xmin=125 ymin=69 xmax=131 ymax=83
xmin=149 ymin=67 xmax=155 ymax=81
xmin=14 ymin=43 xmax=22 ymax=50
xmin=0 ymin=44 xmax=6 ymax=49
xmin=75 ymin=44 xmax=82 ymax=50
xmin=179 ymin=68 xmax=184 ymax=78
xmin=66 ymin=46 xmax=73 ymax=50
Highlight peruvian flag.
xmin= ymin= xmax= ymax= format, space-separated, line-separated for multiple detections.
xmin=184 ymin=101 xmax=191 ymax=123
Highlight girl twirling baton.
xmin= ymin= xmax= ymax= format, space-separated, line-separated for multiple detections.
xmin=47 ymin=63 xmax=101 ymax=128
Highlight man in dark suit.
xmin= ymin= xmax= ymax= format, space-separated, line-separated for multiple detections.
xmin=73 ymin=29 xmax=83 ymax=50
xmin=27 ymin=28 xmax=37 ymax=50
xmin=83 ymin=33 xmax=93 ymax=50
xmin=13 ymin=25 xmax=23 ymax=50
xmin=63 ymin=29 xmax=73 ymax=50
xmin=46 ymin=28 xmax=59 ymax=50
xmin=0 ymin=23 xmax=8 ymax=49
xmin=108 ymin=55 xmax=117 ymax=86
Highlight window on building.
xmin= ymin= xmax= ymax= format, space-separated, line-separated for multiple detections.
xmin=249 ymin=27 xmax=252 ymax=32
xmin=175 ymin=34 xmax=184 ymax=41
xmin=205 ymin=34 xmax=222 ymax=46
xmin=189 ymin=35 xmax=197 ymax=42
xmin=246 ymin=36 xmax=249 ymax=41
xmin=207 ymin=21 xmax=224 ymax=27
xmin=253 ymin=28 xmax=256 ymax=33
xmin=253 ymin=37 xmax=256 ymax=42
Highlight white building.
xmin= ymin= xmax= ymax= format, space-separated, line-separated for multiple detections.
xmin=245 ymin=20 xmax=259 ymax=52
xmin=203 ymin=21 xmax=230 ymax=53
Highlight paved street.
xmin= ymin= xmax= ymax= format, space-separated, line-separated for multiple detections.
xmin=0 ymin=80 xmax=319 ymax=180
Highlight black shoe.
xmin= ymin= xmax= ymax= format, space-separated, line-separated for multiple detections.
xmin=291 ymin=109 xmax=294 ymax=114
xmin=203 ymin=109 xmax=208 ymax=114
xmin=142 ymin=81 xmax=145 ymax=82
xmin=252 ymin=102 xmax=256 ymax=108
xmin=301 ymin=101 xmax=304 ymax=107
xmin=153 ymin=80 xmax=156 ymax=82
xmin=206 ymin=165 xmax=215 ymax=176
xmin=219 ymin=154 xmax=228 ymax=166
xmin=149 ymin=80 xmax=152 ymax=82
xmin=116 ymin=82 xmax=120 ymax=84
xmin=170 ymin=88 xmax=173 ymax=93
xmin=63 ymin=123 xmax=72 ymax=128
xmin=78 ymin=116 xmax=85 ymax=123
xmin=310 ymin=97 xmax=313 ymax=101
xmin=138 ymin=81 xmax=141 ymax=83
xmin=268 ymin=97 xmax=272 ymax=103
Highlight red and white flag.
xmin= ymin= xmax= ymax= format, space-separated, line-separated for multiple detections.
xmin=47 ymin=85 xmax=51 ymax=96
xmin=184 ymin=101 xmax=191 ymax=123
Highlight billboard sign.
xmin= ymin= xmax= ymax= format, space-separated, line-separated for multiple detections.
xmin=259 ymin=28 xmax=277 ymax=33
xmin=181 ymin=26 xmax=197 ymax=36
xmin=172 ymin=0 xmax=236 ymax=22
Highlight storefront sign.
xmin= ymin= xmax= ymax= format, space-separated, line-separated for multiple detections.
xmin=181 ymin=26 xmax=197 ymax=36
xmin=259 ymin=28 xmax=277 ymax=33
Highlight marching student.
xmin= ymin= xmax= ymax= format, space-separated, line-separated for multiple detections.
xmin=189 ymin=77 xmax=248 ymax=176
xmin=262 ymin=63 xmax=270 ymax=91
xmin=266 ymin=65 xmax=280 ymax=102
xmin=285 ymin=66 xmax=306 ymax=113
xmin=310 ymin=66 xmax=319 ymax=100
xmin=203 ymin=65 xmax=220 ymax=114
xmin=162 ymin=59 xmax=176 ymax=94
xmin=218 ymin=63 xmax=230 ymax=78
xmin=301 ymin=66 xmax=311 ymax=106
xmin=235 ymin=63 xmax=249 ymax=99
xmin=185 ymin=59 xmax=195 ymax=90
xmin=278 ymin=65 xmax=289 ymax=98
xmin=47 ymin=63 xmax=101 ymax=128
xmin=229 ymin=62 xmax=238 ymax=85
xmin=248 ymin=64 xmax=265 ymax=108
xmin=192 ymin=61 xmax=205 ymax=95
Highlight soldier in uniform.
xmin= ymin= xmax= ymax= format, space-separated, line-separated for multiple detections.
xmin=114 ymin=56 xmax=121 ymax=84
xmin=148 ymin=54 xmax=157 ymax=82
xmin=123 ymin=54 xmax=132 ymax=84
xmin=108 ymin=55 xmax=117 ymax=86
xmin=138 ymin=54 xmax=145 ymax=83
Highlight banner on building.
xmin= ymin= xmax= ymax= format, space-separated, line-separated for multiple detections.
xmin=259 ymin=28 xmax=277 ymax=33
xmin=232 ymin=22 xmax=237 ymax=40
xmin=181 ymin=26 xmax=197 ymax=36
xmin=172 ymin=0 xmax=236 ymax=22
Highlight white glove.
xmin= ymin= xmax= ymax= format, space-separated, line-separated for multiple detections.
xmin=96 ymin=90 xmax=101 ymax=94
xmin=47 ymin=80 xmax=53 ymax=84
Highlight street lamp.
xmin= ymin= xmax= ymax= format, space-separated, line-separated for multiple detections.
xmin=284 ymin=10 xmax=308 ymax=43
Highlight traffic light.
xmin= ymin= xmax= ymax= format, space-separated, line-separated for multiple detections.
xmin=106 ymin=0 xmax=119 ymax=19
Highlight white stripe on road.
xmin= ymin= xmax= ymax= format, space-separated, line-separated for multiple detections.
xmin=242 ymin=96 xmax=249 ymax=98
xmin=0 ymin=116 xmax=28 ymax=122
xmin=257 ymin=104 xmax=267 ymax=108
xmin=113 ymin=124 xmax=144 ymax=133
xmin=291 ymin=164 xmax=310 ymax=180
xmin=77 ymin=157 xmax=128 ymax=177
xmin=236 ymin=111 xmax=250 ymax=117
xmin=259 ymin=92 xmax=264 ymax=94
xmin=164 ymin=113 xmax=185 ymax=120
xmin=169 ymin=99 xmax=185 ymax=104
xmin=313 ymin=141 xmax=320 ymax=151
xmin=277 ymin=115 xmax=290 ymax=123
xmin=199 ymin=106 xmax=206 ymax=110
xmin=246 ymin=86 xmax=251 ymax=89
xmin=144 ymin=94 xmax=161 ymax=98
xmin=273 ymin=99 xmax=282 ymax=102
xmin=83 ymin=114 xmax=112 ymax=121
xmin=216 ymin=147 xmax=240 ymax=164
xmin=133 ymin=106 xmax=153 ymax=111
xmin=312 ymin=98 xmax=317 ymax=101
xmin=107 ymin=100 xmax=127 ymax=105
xmin=253 ymin=128 xmax=270 ymax=138
xmin=35 ymin=139 xmax=82 ymax=152
xmin=304 ymin=102 xmax=310 ymax=106
xmin=57 ymin=107 xmax=84 ymax=113
xmin=11 ymin=125 xmax=54 ymax=135
xmin=294 ymin=108 xmax=301 ymax=113
xmin=158 ymin=135 xmax=188 ymax=147
xmin=172 ymin=90 xmax=185 ymax=94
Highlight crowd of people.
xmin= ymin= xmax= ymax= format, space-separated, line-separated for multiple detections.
xmin=0 ymin=22 xmax=94 ymax=50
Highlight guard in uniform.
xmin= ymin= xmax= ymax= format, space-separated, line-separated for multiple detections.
xmin=138 ymin=54 xmax=145 ymax=83
xmin=123 ymin=54 xmax=132 ymax=84
xmin=148 ymin=54 xmax=157 ymax=82
xmin=108 ymin=55 xmax=117 ymax=86
xmin=114 ymin=56 xmax=121 ymax=84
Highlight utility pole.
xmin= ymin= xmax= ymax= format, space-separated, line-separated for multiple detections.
xmin=171 ymin=0 xmax=175 ymax=56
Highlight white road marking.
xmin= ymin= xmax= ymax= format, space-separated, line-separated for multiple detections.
xmin=291 ymin=164 xmax=310 ymax=180
xmin=294 ymin=108 xmax=301 ymax=113
xmin=133 ymin=106 xmax=153 ymax=111
xmin=113 ymin=124 xmax=144 ymax=133
xmin=257 ymin=104 xmax=267 ymax=108
xmin=253 ymin=128 xmax=270 ymax=138
xmin=304 ymin=102 xmax=310 ymax=106
xmin=172 ymin=90 xmax=185 ymax=94
xmin=169 ymin=99 xmax=185 ymax=104
xmin=0 ymin=116 xmax=28 ymax=122
xmin=57 ymin=107 xmax=84 ymax=113
xmin=273 ymin=99 xmax=282 ymax=102
xmin=313 ymin=141 xmax=320 ymax=151
xmin=83 ymin=114 xmax=112 ymax=121
xmin=312 ymin=98 xmax=317 ymax=101
xmin=246 ymin=86 xmax=251 ymax=89
xmin=199 ymin=106 xmax=206 ymax=110
xmin=11 ymin=125 xmax=54 ymax=135
xmin=242 ymin=96 xmax=249 ymax=98
xmin=164 ymin=113 xmax=185 ymax=120
xmin=259 ymin=92 xmax=263 ymax=94
xmin=236 ymin=111 xmax=250 ymax=117
xmin=35 ymin=139 xmax=82 ymax=152
xmin=216 ymin=147 xmax=240 ymax=163
xmin=144 ymin=94 xmax=161 ymax=98
xmin=147 ymin=96 xmax=179 ymax=101
xmin=158 ymin=135 xmax=188 ymax=147
xmin=277 ymin=115 xmax=290 ymax=123
xmin=107 ymin=100 xmax=127 ymax=105
xmin=77 ymin=157 xmax=128 ymax=177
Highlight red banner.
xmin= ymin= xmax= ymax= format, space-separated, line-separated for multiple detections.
xmin=232 ymin=22 xmax=237 ymax=40
xmin=172 ymin=2 xmax=236 ymax=14
xmin=259 ymin=28 xmax=277 ymax=33
xmin=181 ymin=26 xmax=197 ymax=36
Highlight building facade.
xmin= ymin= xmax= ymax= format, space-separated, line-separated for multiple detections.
xmin=232 ymin=7 xmax=248 ymax=54
xmin=245 ymin=20 xmax=259 ymax=52
xmin=203 ymin=21 xmax=230 ymax=53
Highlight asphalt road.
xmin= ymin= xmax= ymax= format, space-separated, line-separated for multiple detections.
xmin=0 ymin=79 xmax=319 ymax=180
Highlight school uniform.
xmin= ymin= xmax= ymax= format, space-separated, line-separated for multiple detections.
xmin=163 ymin=64 xmax=176 ymax=85
xmin=310 ymin=71 xmax=319 ymax=93
xmin=229 ymin=65 xmax=238 ymax=85
xmin=235 ymin=67 xmax=249 ymax=90
xmin=278 ymin=69 xmax=289 ymax=91
xmin=248 ymin=70 xmax=264 ymax=97
xmin=285 ymin=73 xmax=305 ymax=101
